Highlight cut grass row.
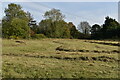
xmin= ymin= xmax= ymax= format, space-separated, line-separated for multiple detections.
xmin=2 ymin=39 xmax=119 ymax=78
xmin=3 ymin=52 xmax=118 ymax=62
xmin=2 ymin=55 xmax=119 ymax=78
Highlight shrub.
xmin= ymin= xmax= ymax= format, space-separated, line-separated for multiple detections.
xmin=32 ymin=34 xmax=47 ymax=39
xmin=9 ymin=36 xmax=19 ymax=39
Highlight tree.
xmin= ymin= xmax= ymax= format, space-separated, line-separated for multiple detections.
xmin=44 ymin=8 xmax=65 ymax=21
xmin=38 ymin=9 xmax=70 ymax=38
xmin=91 ymin=24 xmax=101 ymax=39
xmin=68 ymin=22 xmax=81 ymax=39
xmin=0 ymin=20 xmax=1 ymax=27
xmin=5 ymin=3 xmax=29 ymax=21
xmin=103 ymin=16 xmax=120 ymax=30
xmin=91 ymin=16 xmax=120 ymax=39
xmin=2 ymin=3 xmax=31 ymax=39
xmin=78 ymin=21 xmax=91 ymax=34
xmin=102 ymin=16 xmax=120 ymax=38
xmin=38 ymin=19 xmax=70 ymax=38
xmin=91 ymin=24 xmax=101 ymax=34
xmin=3 ymin=18 xmax=30 ymax=38
xmin=26 ymin=11 xmax=33 ymax=22
xmin=39 ymin=19 xmax=53 ymax=36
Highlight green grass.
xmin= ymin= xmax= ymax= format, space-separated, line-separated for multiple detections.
xmin=2 ymin=39 xmax=119 ymax=78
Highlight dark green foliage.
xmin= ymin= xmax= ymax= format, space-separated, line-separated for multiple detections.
xmin=91 ymin=24 xmax=101 ymax=39
xmin=102 ymin=16 xmax=120 ymax=39
xmin=103 ymin=16 xmax=119 ymax=30
xmin=91 ymin=16 xmax=120 ymax=39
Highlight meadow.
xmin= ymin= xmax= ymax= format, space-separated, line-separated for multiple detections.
xmin=2 ymin=39 xmax=119 ymax=78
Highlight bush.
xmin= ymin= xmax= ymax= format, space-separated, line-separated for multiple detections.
xmin=32 ymin=34 xmax=47 ymax=39
xmin=9 ymin=36 xmax=19 ymax=39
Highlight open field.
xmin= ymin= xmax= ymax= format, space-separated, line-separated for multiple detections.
xmin=2 ymin=39 xmax=119 ymax=78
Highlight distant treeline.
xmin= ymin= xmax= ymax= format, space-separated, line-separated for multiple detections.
xmin=2 ymin=3 xmax=120 ymax=39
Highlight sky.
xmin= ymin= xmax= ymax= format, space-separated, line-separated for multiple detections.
xmin=1 ymin=2 xmax=118 ymax=27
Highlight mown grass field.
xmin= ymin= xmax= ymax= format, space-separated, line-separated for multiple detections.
xmin=2 ymin=39 xmax=119 ymax=78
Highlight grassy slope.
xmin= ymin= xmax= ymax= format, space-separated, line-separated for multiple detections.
xmin=2 ymin=39 xmax=119 ymax=78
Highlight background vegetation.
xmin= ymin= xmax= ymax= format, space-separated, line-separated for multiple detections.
xmin=2 ymin=3 xmax=120 ymax=40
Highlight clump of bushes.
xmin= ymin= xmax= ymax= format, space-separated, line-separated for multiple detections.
xmin=31 ymin=34 xmax=47 ymax=39
xmin=9 ymin=36 xmax=19 ymax=39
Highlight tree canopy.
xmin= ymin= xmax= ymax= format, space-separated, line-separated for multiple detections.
xmin=2 ymin=3 xmax=30 ymax=39
xmin=38 ymin=19 xmax=71 ymax=38
xmin=44 ymin=8 xmax=65 ymax=21
xmin=91 ymin=16 xmax=120 ymax=39
xmin=2 ymin=3 xmax=120 ymax=40
xmin=78 ymin=21 xmax=91 ymax=34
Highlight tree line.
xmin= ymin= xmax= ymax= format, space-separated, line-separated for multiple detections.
xmin=2 ymin=3 xmax=120 ymax=39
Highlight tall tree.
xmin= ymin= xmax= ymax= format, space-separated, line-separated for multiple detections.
xmin=102 ymin=16 xmax=120 ymax=38
xmin=78 ymin=21 xmax=91 ymax=34
xmin=5 ymin=3 xmax=28 ymax=21
xmin=68 ymin=22 xmax=81 ymax=39
xmin=2 ymin=3 xmax=31 ymax=39
xmin=91 ymin=24 xmax=101 ymax=35
xmin=38 ymin=9 xmax=71 ymax=38
xmin=103 ymin=16 xmax=120 ymax=30
xmin=26 ymin=11 xmax=33 ymax=22
xmin=91 ymin=16 xmax=120 ymax=39
xmin=39 ymin=19 xmax=70 ymax=38
xmin=91 ymin=24 xmax=101 ymax=39
xmin=44 ymin=8 xmax=65 ymax=21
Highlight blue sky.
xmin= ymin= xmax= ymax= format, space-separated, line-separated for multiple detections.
xmin=1 ymin=2 xmax=118 ymax=26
